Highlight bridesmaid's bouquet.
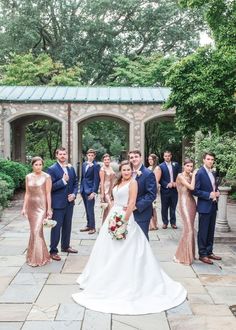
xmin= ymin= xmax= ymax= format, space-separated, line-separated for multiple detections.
xmin=43 ymin=218 xmax=57 ymax=228
xmin=108 ymin=211 xmax=128 ymax=240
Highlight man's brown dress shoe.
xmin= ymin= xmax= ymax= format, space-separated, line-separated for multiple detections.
xmin=80 ymin=227 xmax=90 ymax=232
xmin=199 ymin=256 xmax=213 ymax=265
xmin=88 ymin=229 xmax=96 ymax=234
xmin=61 ymin=247 xmax=78 ymax=253
xmin=208 ymin=254 xmax=222 ymax=260
xmin=50 ymin=254 xmax=61 ymax=261
xmin=171 ymin=224 xmax=178 ymax=229
xmin=162 ymin=224 xmax=168 ymax=229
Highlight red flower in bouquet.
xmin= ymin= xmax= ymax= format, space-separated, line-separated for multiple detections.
xmin=108 ymin=211 xmax=128 ymax=240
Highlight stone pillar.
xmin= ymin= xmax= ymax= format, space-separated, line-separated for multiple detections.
xmin=216 ymin=186 xmax=231 ymax=232
xmin=11 ymin=122 xmax=26 ymax=162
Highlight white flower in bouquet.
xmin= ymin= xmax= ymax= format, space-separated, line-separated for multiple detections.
xmin=116 ymin=221 xmax=122 ymax=226
xmin=43 ymin=219 xmax=57 ymax=228
xmin=116 ymin=224 xmax=127 ymax=235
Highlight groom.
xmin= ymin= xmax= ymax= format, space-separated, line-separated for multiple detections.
xmin=128 ymin=150 xmax=157 ymax=240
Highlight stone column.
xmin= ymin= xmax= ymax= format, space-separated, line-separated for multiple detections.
xmin=216 ymin=186 xmax=231 ymax=232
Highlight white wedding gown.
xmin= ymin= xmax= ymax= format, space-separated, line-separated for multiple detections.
xmin=72 ymin=182 xmax=187 ymax=314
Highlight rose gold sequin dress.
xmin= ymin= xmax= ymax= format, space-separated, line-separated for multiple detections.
xmin=26 ymin=172 xmax=51 ymax=267
xmin=101 ymin=167 xmax=115 ymax=222
xmin=174 ymin=174 xmax=196 ymax=265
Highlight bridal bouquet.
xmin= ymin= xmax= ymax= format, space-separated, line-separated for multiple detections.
xmin=108 ymin=211 xmax=128 ymax=240
xmin=43 ymin=218 xmax=57 ymax=228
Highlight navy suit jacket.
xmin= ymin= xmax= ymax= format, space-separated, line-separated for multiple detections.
xmin=159 ymin=161 xmax=180 ymax=193
xmin=80 ymin=161 xmax=100 ymax=195
xmin=133 ymin=164 xmax=157 ymax=223
xmin=193 ymin=166 xmax=218 ymax=214
xmin=47 ymin=162 xmax=78 ymax=209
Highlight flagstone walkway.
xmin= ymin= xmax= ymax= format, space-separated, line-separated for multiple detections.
xmin=0 ymin=193 xmax=236 ymax=330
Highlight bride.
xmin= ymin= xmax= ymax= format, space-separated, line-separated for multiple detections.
xmin=72 ymin=160 xmax=187 ymax=314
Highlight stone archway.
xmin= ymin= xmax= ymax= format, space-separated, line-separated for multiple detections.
xmin=142 ymin=112 xmax=183 ymax=164
xmin=4 ymin=109 xmax=66 ymax=162
xmin=71 ymin=104 xmax=134 ymax=169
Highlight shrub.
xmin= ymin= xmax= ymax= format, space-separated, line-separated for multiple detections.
xmin=0 ymin=160 xmax=29 ymax=188
xmin=0 ymin=172 xmax=15 ymax=190
xmin=0 ymin=180 xmax=10 ymax=207
xmin=43 ymin=159 xmax=56 ymax=171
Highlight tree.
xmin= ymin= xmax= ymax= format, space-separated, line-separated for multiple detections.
xmin=180 ymin=0 xmax=236 ymax=48
xmin=25 ymin=119 xmax=62 ymax=159
xmin=0 ymin=0 xmax=205 ymax=84
xmin=165 ymin=46 xmax=236 ymax=137
xmin=82 ymin=120 xmax=128 ymax=160
xmin=0 ymin=53 xmax=83 ymax=86
xmin=145 ymin=120 xmax=183 ymax=163
xmin=107 ymin=54 xmax=176 ymax=86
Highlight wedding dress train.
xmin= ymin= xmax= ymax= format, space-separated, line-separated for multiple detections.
xmin=72 ymin=182 xmax=187 ymax=314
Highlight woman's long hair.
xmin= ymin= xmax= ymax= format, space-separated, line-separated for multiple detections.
xmin=113 ymin=160 xmax=131 ymax=187
xmin=148 ymin=153 xmax=159 ymax=171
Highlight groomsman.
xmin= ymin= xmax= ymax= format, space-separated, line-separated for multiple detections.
xmin=128 ymin=149 xmax=157 ymax=240
xmin=48 ymin=147 xmax=78 ymax=261
xmin=193 ymin=152 xmax=222 ymax=264
xmin=80 ymin=149 xmax=100 ymax=234
xmin=159 ymin=150 xmax=180 ymax=229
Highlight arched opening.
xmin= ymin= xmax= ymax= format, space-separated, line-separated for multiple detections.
xmin=144 ymin=116 xmax=183 ymax=165
xmin=77 ymin=115 xmax=129 ymax=174
xmin=10 ymin=115 xmax=62 ymax=162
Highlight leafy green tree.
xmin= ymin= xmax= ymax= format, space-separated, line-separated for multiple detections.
xmin=82 ymin=120 xmax=128 ymax=160
xmin=107 ymin=54 xmax=176 ymax=86
xmin=25 ymin=119 xmax=62 ymax=159
xmin=0 ymin=0 xmax=205 ymax=84
xmin=165 ymin=46 xmax=236 ymax=137
xmin=0 ymin=53 xmax=83 ymax=86
xmin=180 ymin=0 xmax=236 ymax=48
xmin=145 ymin=120 xmax=183 ymax=163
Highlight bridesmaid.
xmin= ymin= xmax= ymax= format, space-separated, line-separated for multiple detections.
xmin=21 ymin=156 xmax=52 ymax=267
xmin=99 ymin=153 xmax=116 ymax=223
xmin=148 ymin=153 xmax=160 ymax=230
xmin=174 ymin=159 xmax=197 ymax=265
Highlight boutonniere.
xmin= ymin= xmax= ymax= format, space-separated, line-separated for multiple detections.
xmin=87 ymin=162 xmax=94 ymax=167
xmin=172 ymin=162 xmax=176 ymax=167
xmin=67 ymin=163 xmax=72 ymax=168
xmin=136 ymin=170 xmax=142 ymax=177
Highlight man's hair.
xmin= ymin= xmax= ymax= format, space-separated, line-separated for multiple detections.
xmin=102 ymin=153 xmax=110 ymax=160
xmin=87 ymin=148 xmax=96 ymax=155
xmin=203 ymin=151 xmax=215 ymax=160
xmin=128 ymin=149 xmax=142 ymax=157
xmin=163 ymin=150 xmax=172 ymax=155
xmin=55 ymin=147 xmax=67 ymax=155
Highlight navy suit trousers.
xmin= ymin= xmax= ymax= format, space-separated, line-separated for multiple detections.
xmin=50 ymin=203 xmax=74 ymax=254
xmin=81 ymin=192 xmax=95 ymax=229
xmin=160 ymin=189 xmax=178 ymax=225
xmin=198 ymin=203 xmax=217 ymax=257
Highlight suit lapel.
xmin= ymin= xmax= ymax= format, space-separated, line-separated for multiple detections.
xmin=202 ymin=167 xmax=214 ymax=189
xmin=163 ymin=162 xmax=171 ymax=181
xmin=56 ymin=162 xmax=64 ymax=176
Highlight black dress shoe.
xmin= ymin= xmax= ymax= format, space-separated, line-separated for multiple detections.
xmin=61 ymin=247 xmax=78 ymax=253
xmin=199 ymin=256 xmax=213 ymax=265
xmin=171 ymin=224 xmax=178 ymax=229
xmin=162 ymin=224 xmax=168 ymax=229
xmin=50 ymin=254 xmax=61 ymax=261
xmin=208 ymin=254 xmax=222 ymax=260
xmin=80 ymin=227 xmax=90 ymax=232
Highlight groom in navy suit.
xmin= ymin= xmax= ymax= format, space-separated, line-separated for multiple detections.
xmin=193 ymin=152 xmax=222 ymax=264
xmin=48 ymin=147 xmax=78 ymax=261
xmin=159 ymin=150 xmax=180 ymax=229
xmin=80 ymin=149 xmax=100 ymax=234
xmin=129 ymin=150 xmax=157 ymax=240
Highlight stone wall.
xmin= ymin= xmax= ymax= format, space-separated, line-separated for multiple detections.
xmin=0 ymin=102 xmax=175 ymax=165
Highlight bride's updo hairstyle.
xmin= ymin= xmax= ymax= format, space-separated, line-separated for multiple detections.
xmin=113 ymin=160 xmax=131 ymax=187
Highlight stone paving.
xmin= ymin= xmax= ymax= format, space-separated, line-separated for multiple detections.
xmin=0 ymin=194 xmax=236 ymax=330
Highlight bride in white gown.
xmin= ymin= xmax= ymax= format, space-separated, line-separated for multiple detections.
xmin=72 ymin=161 xmax=187 ymax=315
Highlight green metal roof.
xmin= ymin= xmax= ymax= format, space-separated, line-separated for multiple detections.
xmin=0 ymin=86 xmax=170 ymax=103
